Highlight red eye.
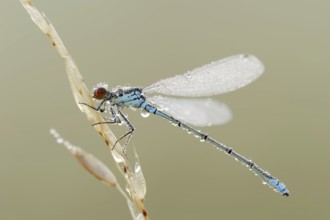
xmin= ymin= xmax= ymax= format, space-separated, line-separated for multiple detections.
xmin=93 ymin=87 xmax=107 ymax=100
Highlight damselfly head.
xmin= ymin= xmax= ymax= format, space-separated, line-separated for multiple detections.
xmin=93 ymin=87 xmax=108 ymax=100
xmin=92 ymin=83 xmax=109 ymax=100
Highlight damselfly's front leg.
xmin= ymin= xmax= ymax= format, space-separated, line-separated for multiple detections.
xmin=79 ymin=101 xmax=106 ymax=112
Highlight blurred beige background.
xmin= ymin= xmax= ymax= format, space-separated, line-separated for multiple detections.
xmin=1 ymin=0 xmax=329 ymax=219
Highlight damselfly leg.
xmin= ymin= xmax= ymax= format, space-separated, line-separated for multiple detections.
xmin=80 ymin=102 xmax=135 ymax=150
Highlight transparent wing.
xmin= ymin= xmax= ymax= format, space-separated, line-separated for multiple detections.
xmin=148 ymin=95 xmax=232 ymax=127
xmin=144 ymin=54 xmax=264 ymax=97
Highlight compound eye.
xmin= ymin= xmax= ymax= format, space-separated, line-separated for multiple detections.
xmin=93 ymin=87 xmax=107 ymax=100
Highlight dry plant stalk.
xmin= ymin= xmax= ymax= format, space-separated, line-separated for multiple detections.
xmin=20 ymin=1 xmax=148 ymax=219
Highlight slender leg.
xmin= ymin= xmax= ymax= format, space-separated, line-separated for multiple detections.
xmin=79 ymin=101 xmax=106 ymax=112
xmin=91 ymin=106 xmax=121 ymax=126
xmin=113 ymin=109 xmax=135 ymax=149
xmin=80 ymin=102 xmax=135 ymax=150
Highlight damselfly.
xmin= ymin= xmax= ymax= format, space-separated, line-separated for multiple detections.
xmin=83 ymin=54 xmax=289 ymax=196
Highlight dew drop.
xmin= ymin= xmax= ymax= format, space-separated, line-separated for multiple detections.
xmin=170 ymin=122 xmax=178 ymax=126
xmin=140 ymin=110 xmax=150 ymax=118
xmin=56 ymin=138 xmax=64 ymax=144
